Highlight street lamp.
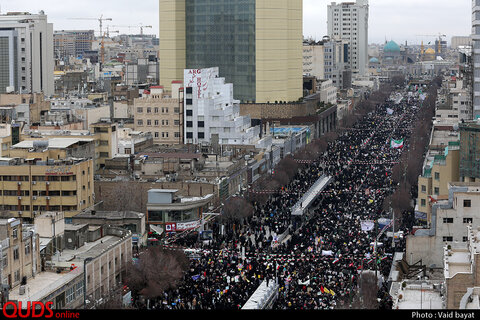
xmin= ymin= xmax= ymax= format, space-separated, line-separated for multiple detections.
xmin=83 ymin=257 xmax=93 ymax=309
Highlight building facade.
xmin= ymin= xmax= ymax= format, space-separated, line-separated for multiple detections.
xmin=473 ymin=0 xmax=480 ymax=118
xmin=134 ymin=85 xmax=184 ymax=145
xmin=459 ymin=121 xmax=480 ymax=181
xmin=53 ymin=30 xmax=94 ymax=61
xmin=159 ymin=0 xmax=303 ymax=103
xmin=183 ymin=67 xmax=261 ymax=145
xmin=0 ymin=12 xmax=54 ymax=96
xmin=0 ymin=157 xmax=94 ymax=221
xmin=327 ymin=0 xmax=369 ymax=77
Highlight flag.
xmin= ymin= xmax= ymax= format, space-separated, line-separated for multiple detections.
xmin=320 ymin=286 xmax=325 ymax=293
xmin=390 ymin=138 xmax=404 ymax=149
xmin=386 ymin=108 xmax=394 ymax=115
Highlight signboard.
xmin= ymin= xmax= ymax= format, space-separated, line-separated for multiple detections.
xmin=177 ymin=220 xmax=200 ymax=231
xmin=45 ymin=166 xmax=74 ymax=176
xmin=184 ymin=67 xmax=219 ymax=99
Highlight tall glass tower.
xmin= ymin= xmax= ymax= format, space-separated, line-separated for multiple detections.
xmin=185 ymin=0 xmax=256 ymax=102
xmin=159 ymin=0 xmax=303 ymax=104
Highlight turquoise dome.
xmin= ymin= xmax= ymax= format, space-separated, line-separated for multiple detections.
xmin=384 ymin=40 xmax=400 ymax=52
xmin=369 ymin=57 xmax=379 ymax=64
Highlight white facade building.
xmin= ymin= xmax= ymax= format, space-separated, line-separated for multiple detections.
xmin=318 ymin=79 xmax=338 ymax=105
xmin=0 ymin=11 xmax=54 ymax=96
xmin=327 ymin=0 xmax=369 ymax=77
xmin=473 ymin=0 xmax=480 ymax=118
xmin=303 ymin=42 xmax=325 ymax=79
xmin=183 ymin=67 xmax=261 ymax=146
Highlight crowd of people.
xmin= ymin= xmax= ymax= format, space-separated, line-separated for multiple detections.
xmin=148 ymin=87 xmax=424 ymax=310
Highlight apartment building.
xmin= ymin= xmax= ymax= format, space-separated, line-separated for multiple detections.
xmin=134 ymin=85 xmax=184 ymax=145
xmin=444 ymin=222 xmax=480 ymax=309
xmin=6 ymin=216 xmax=132 ymax=309
xmin=416 ymin=124 xmax=460 ymax=223
xmin=0 ymin=11 xmax=54 ymax=96
xmin=327 ymin=0 xmax=369 ymax=76
xmin=53 ymin=30 xmax=94 ymax=61
xmin=0 ymin=218 xmax=41 ymax=294
xmin=90 ymin=122 xmax=118 ymax=172
xmin=408 ymin=182 xmax=480 ymax=269
xmin=0 ymin=157 xmax=94 ymax=221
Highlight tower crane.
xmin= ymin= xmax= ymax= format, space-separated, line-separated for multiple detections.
xmin=67 ymin=15 xmax=113 ymax=37
xmin=110 ymin=24 xmax=152 ymax=35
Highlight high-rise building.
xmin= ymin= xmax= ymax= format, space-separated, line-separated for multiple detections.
xmin=303 ymin=37 xmax=351 ymax=89
xmin=472 ymin=0 xmax=480 ymax=118
xmin=0 ymin=11 xmax=54 ymax=96
xmin=159 ymin=0 xmax=303 ymax=104
xmin=327 ymin=0 xmax=369 ymax=77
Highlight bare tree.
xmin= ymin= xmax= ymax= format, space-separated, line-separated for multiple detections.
xmin=125 ymin=247 xmax=189 ymax=302
xmin=222 ymin=196 xmax=254 ymax=224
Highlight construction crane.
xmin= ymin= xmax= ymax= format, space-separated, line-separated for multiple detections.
xmin=67 ymin=15 xmax=113 ymax=38
xmin=110 ymin=24 xmax=152 ymax=35
xmin=105 ymin=26 xmax=120 ymax=38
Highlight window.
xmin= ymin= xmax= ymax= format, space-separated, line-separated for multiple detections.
xmin=442 ymin=236 xmax=453 ymax=242
xmin=434 ymin=187 xmax=439 ymax=196
xmin=186 ymin=110 xmax=193 ymax=116
xmin=66 ymin=286 xmax=75 ymax=304
xmin=464 ymin=218 xmax=473 ymax=223
xmin=464 ymin=200 xmax=472 ymax=208
xmin=421 ymin=199 xmax=426 ymax=207
xmin=198 ymin=132 xmax=205 ymax=139
xmin=421 ymin=185 xmax=426 ymax=193
xmin=434 ymin=172 xmax=440 ymax=180
xmin=186 ymin=121 xmax=193 ymax=128
xmin=13 ymin=247 xmax=19 ymax=260
xmin=198 ymin=121 xmax=205 ymax=128
xmin=443 ymin=218 xmax=453 ymax=223
xmin=136 ymin=107 xmax=143 ymax=113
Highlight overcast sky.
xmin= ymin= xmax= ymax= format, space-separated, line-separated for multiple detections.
xmin=0 ymin=0 xmax=472 ymax=44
